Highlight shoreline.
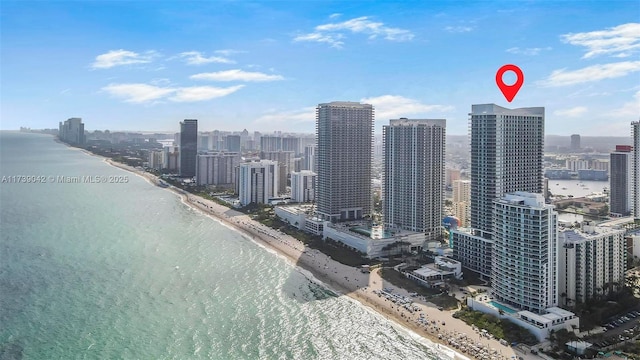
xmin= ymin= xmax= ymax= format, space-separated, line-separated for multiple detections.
xmin=99 ymin=156 xmax=519 ymax=360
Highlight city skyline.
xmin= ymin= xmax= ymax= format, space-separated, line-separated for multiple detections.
xmin=2 ymin=1 xmax=639 ymax=135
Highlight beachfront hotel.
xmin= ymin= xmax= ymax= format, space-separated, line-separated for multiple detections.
xmin=179 ymin=119 xmax=198 ymax=178
xmin=316 ymin=101 xmax=373 ymax=222
xmin=632 ymin=121 xmax=639 ymax=220
xmin=491 ymin=192 xmax=558 ymax=314
xmin=452 ymin=104 xmax=544 ymax=280
xmin=609 ymin=145 xmax=633 ymax=217
xmin=382 ymin=118 xmax=446 ymax=242
xmin=558 ymin=221 xmax=626 ymax=305
xmin=237 ymin=160 xmax=279 ymax=206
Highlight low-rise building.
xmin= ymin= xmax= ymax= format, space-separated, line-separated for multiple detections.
xmin=406 ymin=256 xmax=463 ymax=288
xmin=467 ymin=296 xmax=579 ymax=341
xmin=323 ymin=221 xmax=426 ymax=259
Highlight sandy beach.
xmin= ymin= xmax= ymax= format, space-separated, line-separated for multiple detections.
xmin=104 ymin=158 xmax=524 ymax=360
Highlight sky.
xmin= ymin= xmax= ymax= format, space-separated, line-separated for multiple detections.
xmin=1 ymin=1 xmax=639 ymax=136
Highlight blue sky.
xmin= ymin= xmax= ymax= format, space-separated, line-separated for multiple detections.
xmin=1 ymin=1 xmax=639 ymax=135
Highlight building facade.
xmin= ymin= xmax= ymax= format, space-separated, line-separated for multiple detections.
xmin=316 ymin=101 xmax=373 ymax=222
xmin=237 ymin=160 xmax=279 ymax=206
xmin=558 ymin=222 xmax=626 ymax=305
xmin=452 ymin=104 xmax=544 ymax=278
xmin=491 ymin=192 xmax=558 ymax=314
xmin=196 ymin=152 xmax=241 ymax=187
xmin=610 ymin=145 xmax=633 ymax=216
xmin=383 ymin=118 xmax=445 ymax=242
xmin=291 ymin=170 xmax=316 ymax=203
xmin=225 ymin=135 xmax=241 ymax=152
xmin=632 ymin=121 xmax=639 ymax=219
xmin=179 ymin=119 xmax=198 ymax=178
xmin=58 ymin=117 xmax=85 ymax=145
xmin=453 ymin=180 xmax=471 ymax=227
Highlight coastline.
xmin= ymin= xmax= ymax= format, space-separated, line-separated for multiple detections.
xmin=100 ymin=157 xmax=519 ymax=360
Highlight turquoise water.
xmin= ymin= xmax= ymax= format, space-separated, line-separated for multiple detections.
xmin=488 ymin=301 xmax=517 ymax=314
xmin=0 ymin=132 xmax=453 ymax=359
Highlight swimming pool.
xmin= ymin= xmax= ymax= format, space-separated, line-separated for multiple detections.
xmin=489 ymin=301 xmax=517 ymax=314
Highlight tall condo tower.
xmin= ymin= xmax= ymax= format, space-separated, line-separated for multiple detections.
xmin=316 ymin=101 xmax=373 ymax=222
xmin=383 ymin=118 xmax=446 ymax=242
xmin=632 ymin=121 xmax=640 ymax=219
xmin=492 ymin=192 xmax=558 ymax=314
xmin=470 ymin=104 xmax=544 ymax=237
xmin=179 ymin=119 xmax=198 ymax=178
xmin=452 ymin=104 xmax=544 ymax=279
xmin=610 ymin=145 xmax=633 ymax=216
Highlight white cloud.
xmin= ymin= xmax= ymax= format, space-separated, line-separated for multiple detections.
xmin=254 ymin=107 xmax=316 ymax=124
xmin=177 ymin=51 xmax=234 ymax=65
xmin=92 ymin=49 xmax=157 ymax=69
xmin=102 ymin=83 xmax=243 ymax=103
xmin=538 ymin=61 xmax=640 ymax=87
xmin=561 ymin=23 xmax=640 ymax=59
xmin=553 ymin=106 xmax=588 ymax=117
xmin=190 ymin=69 xmax=284 ymax=82
xmin=293 ymin=32 xmax=345 ymax=48
xmin=360 ymin=95 xmax=454 ymax=120
xmin=612 ymin=90 xmax=640 ymax=117
xmin=444 ymin=26 xmax=474 ymax=33
xmin=506 ymin=47 xmax=551 ymax=56
xmin=169 ymin=85 xmax=244 ymax=102
xmin=329 ymin=13 xmax=342 ymax=19
xmin=214 ymin=49 xmax=245 ymax=57
xmin=294 ymin=16 xmax=413 ymax=48
xmin=101 ymin=83 xmax=175 ymax=103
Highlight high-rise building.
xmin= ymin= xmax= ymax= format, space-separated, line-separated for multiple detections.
xmin=453 ymin=180 xmax=471 ymax=227
xmin=383 ymin=118 xmax=445 ymax=241
xmin=470 ymin=104 xmax=544 ymax=235
xmin=303 ymin=144 xmax=317 ymax=172
xmin=316 ymin=101 xmax=373 ymax=222
xmin=492 ymin=192 xmax=558 ymax=314
xmin=148 ymin=150 xmax=164 ymax=170
xmin=260 ymin=151 xmax=294 ymax=194
xmin=452 ymin=104 xmax=544 ymax=279
xmin=209 ymin=131 xmax=221 ymax=151
xmin=260 ymin=135 xmax=282 ymax=152
xmin=225 ymin=135 xmax=241 ymax=152
xmin=570 ymin=134 xmax=581 ymax=151
xmin=163 ymin=146 xmax=179 ymax=171
xmin=282 ymin=136 xmax=301 ymax=155
xmin=196 ymin=152 xmax=241 ymax=187
xmin=445 ymin=168 xmax=461 ymax=187
xmin=610 ymin=145 xmax=633 ymax=216
xmin=291 ymin=170 xmax=317 ymax=203
xmin=558 ymin=221 xmax=626 ymax=305
xmin=237 ymin=160 xmax=279 ymax=206
xmin=632 ymin=121 xmax=640 ymax=219
xmin=179 ymin=119 xmax=198 ymax=178
xmin=58 ymin=117 xmax=85 ymax=145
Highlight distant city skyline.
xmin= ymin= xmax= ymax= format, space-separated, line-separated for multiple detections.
xmin=1 ymin=1 xmax=639 ymax=135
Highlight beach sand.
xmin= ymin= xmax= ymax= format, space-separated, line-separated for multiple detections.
xmin=104 ymin=159 xmax=525 ymax=360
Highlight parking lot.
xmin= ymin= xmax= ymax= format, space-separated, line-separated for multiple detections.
xmin=592 ymin=309 xmax=640 ymax=348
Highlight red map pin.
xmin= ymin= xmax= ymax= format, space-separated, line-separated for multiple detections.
xmin=496 ymin=64 xmax=524 ymax=102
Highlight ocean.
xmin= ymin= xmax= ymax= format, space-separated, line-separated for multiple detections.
xmin=0 ymin=132 xmax=452 ymax=359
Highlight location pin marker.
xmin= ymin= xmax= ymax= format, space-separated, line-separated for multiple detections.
xmin=496 ymin=64 xmax=524 ymax=102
